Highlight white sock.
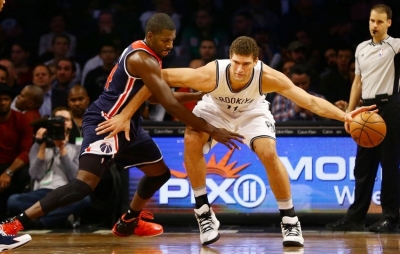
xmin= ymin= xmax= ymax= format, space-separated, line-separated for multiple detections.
xmin=193 ymin=186 xmax=207 ymax=197
xmin=277 ymin=197 xmax=293 ymax=210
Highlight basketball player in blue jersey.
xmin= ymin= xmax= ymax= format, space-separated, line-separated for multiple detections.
xmin=0 ymin=13 xmax=244 ymax=250
xmin=96 ymin=36 xmax=376 ymax=248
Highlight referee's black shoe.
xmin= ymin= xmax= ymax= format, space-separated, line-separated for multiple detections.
xmin=369 ymin=219 xmax=397 ymax=233
xmin=326 ymin=218 xmax=364 ymax=231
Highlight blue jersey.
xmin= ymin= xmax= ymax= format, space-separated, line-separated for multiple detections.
xmin=80 ymin=40 xmax=163 ymax=160
xmin=90 ymin=40 xmax=162 ymax=125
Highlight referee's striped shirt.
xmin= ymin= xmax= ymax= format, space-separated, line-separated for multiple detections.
xmin=355 ymin=36 xmax=400 ymax=99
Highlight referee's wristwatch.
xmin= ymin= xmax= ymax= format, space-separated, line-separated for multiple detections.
xmin=5 ymin=169 xmax=14 ymax=177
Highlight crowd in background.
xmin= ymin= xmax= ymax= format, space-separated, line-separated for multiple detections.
xmin=0 ymin=0 xmax=399 ymax=229
xmin=0 ymin=0 xmax=399 ymax=121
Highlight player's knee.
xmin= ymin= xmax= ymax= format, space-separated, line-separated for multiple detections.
xmin=184 ymin=132 xmax=207 ymax=150
xmin=184 ymin=132 xmax=196 ymax=144
xmin=255 ymin=148 xmax=277 ymax=162
xmin=137 ymin=169 xmax=171 ymax=199
xmin=40 ymin=179 xmax=93 ymax=213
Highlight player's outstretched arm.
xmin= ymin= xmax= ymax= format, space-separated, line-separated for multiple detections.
xmin=261 ymin=63 xmax=376 ymax=123
xmin=161 ymin=62 xmax=216 ymax=92
xmin=107 ymin=51 xmax=243 ymax=149
xmin=148 ymin=91 xmax=205 ymax=104
xmin=96 ymin=89 xmax=205 ymax=139
xmin=136 ymin=55 xmax=242 ymax=149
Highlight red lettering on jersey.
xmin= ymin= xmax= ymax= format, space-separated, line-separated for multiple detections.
xmin=105 ymin=64 xmax=118 ymax=90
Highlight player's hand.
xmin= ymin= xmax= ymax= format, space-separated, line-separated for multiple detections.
xmin=343 ymin=104 xmax=378 ymax=133
xmin=96 ymin=114 xmax=131 ymax=140
xmin=209 ymin=128 xmax=244 ymax=150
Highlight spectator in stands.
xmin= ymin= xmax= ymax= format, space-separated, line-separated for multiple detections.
xmin=272 ymin=64 xmax=325 ymax=121
xmin=83 ymin=42 xmax=118 ymax=103
xmin=181 ymin=0 xmax=225 ymax=28
xmin=319 ymin=45 xmax=353 ymax=107
xmin=188 ymin=38 xmax=217 ymax=69
xmin=0 ymin=65 xmax=8 ymax=83
xmin=13 ymin=85 xmax=43 ymax=126
xmin=280 ymin=0 xmax=325 ymax=44
xmin=0 ymin=83 xmax=32 ymax=219
xmin=139 ymin=0 xmax=181 ymax=34
xmin=286 ymin=40 xmax=307 ymax=65
xmin=7 ymin=107 xmax=90 ymax=229
xmin=52 ymin=58 xmax=79 ymax=91
xmin=231 ymin=11 xmax=254 ymax=41
xmin=0 ymin=58 xmax=17 ymax=89
xmin=320 ymin=47 xmax=337 ymax=78
xmin=32 ymin=64 xmax=68 ymax=117
xmin=80 ymin=54 xmax=102 ymax=86
xmin=233 ymin=0 xmax=280 ymax=32
xmin=252 ymin=28 xmax=280 ymax=68
xmin=286 ymin=40 xmax=321 ymax=92
xmin=79 ymin=10 xmax=122 ymax=62
xmin=38 ymin=13 xmax=77 ymax=59
xmin=67 ymin=85 xmax=90 ymax=144
xmin=282 ymin=60 xmax=295 ymax=77
xmin=9 ymin=42 xmax=32 ymax=90
xmin=180 ymin=8 xmax=228 ymax=61
xmin=44 ymin=34 xmax=81 ymax=85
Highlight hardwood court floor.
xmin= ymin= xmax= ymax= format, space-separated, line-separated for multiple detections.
xmin=5 ymin=229 xmax=400 ymax=254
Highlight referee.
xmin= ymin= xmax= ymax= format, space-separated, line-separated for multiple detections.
xmin=327 ymin=3 xmax=400 ymax=232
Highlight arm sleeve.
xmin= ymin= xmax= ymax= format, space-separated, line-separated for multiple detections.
xmin=28 ymin=143 xmax=47 ymax=180
xmin=59 ymin=144 xmax=80 ymax=181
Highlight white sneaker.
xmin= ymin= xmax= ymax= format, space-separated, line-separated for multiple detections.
xmin=194 ymin=204 xmax=220 ymax=245
xmin=281 ymin=216 xmax=304 ymax=247
xmin=0 ymin=230 xmax=32 ymax=252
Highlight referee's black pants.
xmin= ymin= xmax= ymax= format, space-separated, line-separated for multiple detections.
xmin=345 ymin=94 xmax=400 ymax=224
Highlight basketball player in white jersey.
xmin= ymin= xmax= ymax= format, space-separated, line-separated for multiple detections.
xmin=96 ymin=36 xmax=376 ymax=247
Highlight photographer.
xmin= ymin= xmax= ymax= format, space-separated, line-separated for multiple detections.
xmin=7 ymin=107 xmax=90 ymax=229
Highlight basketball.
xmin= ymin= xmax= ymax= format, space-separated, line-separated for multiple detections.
xmin=349 ymin=111 xmax=386 ymax=148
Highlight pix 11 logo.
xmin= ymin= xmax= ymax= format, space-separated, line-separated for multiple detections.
xmin=159 ymin=149 xmax=267 ymax=208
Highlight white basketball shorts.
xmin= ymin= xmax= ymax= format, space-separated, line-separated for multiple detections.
xmin=193 ymin=100 xmax=276 ymax=153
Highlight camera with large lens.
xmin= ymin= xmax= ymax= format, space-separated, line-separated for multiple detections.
xmin=31 ymin=116 xmax=66 ymax=146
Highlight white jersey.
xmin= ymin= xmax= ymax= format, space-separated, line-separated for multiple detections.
xmin=202 ymin=59 xmax=269 ymax=118
xmin=193 ymin=59 xmax=275 ymax=152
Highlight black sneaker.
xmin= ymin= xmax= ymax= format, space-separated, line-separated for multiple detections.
xmin=326 ymin=218 xmax=364 ymax=231
xmin=0 ymin=230 xmax=31 ymax=252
